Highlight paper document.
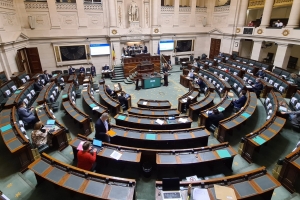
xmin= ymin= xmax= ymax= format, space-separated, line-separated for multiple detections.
xmin=182 ymin=98 xmax=187 ymax=103
xmin=186 ymin=175 xmax=198 ymax=182
xmin=193 ymin=188 xmax=210 ymax=200
xmin=155 ymin=119 xmax=164 ymax=125
xmin=214 ymin=185 xmax=237 ymax=200
xmin=110 ymin=150 xmax=122 ymax=160
xmin=92 ymin=106 xmax=100 ymax=110
xmin=178 ymin=118 xmax=188 ymax=123
xmin=188 ymin=96 xmax=193 ymax=99
xmin=108 ymin=130 xmax=116 ymax=137
xmin=143 ymin=101 xmax=147 ymax=105
xmin=279 ymin=106 xmax=287 ymax=112
xmin=77 ymin=141 xmax=85 ymax=151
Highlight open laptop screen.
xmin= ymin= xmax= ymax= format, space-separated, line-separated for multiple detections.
xmin=162 ymin=177 xmax=180 ymax=191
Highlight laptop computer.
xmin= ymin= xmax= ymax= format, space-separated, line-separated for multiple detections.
xmin=92 ymin=139 xmax=102 ymax=153
xmin=162 ymin=177 xmax=182 ymax=200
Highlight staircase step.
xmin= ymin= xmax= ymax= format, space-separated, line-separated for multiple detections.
xmin=124 ymin=80 xmax=133 ymax=84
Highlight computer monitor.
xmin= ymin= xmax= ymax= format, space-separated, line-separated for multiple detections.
xmin=162 ymin=177 xmax=180 ymax=191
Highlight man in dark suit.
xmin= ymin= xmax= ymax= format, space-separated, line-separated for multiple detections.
xmin=40 ymin=70 xmax=52 ymax=84
xmin=232 ymin=90 xmax=247 ymax=110
xmin=68 ymin=66 xmax=75 ymax=75
xmin=91 ymin=65 xmax=96 ymax=77
xmin=102 ymin=64 xmax=109 ymax=70
xmin=17 ymin=101 xmax=38 ymax=126
xmin=33 ymin=78 xmax=43 ymax=92
xmin=251 ymin=78 xmax=263 ymax=97
xmin=205 ymin=109 xmax=225 ymax=130
xmin=256 ymin=70 xmax=265 ymax=78
xmin=195 ymin=78 xmax=206 ymax=93
xmin=105 ymin=85 xmax=114 ymax=96
xmin=79 ymin=66 xmax=85 ymax=74
xmin=118 ymin=92 xmax=128 ymax=110
xmin=95 ymin=113 xmax=110 ymax=143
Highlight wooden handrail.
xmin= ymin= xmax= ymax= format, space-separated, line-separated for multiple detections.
xmin=129 ymin=66 xmax=137 ymax=74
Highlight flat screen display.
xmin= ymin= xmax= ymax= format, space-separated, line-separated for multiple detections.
xmin=90 ymin=44 xmax=110 ymax=55
xmin=160 ymin=40 xmax=174 ymax=51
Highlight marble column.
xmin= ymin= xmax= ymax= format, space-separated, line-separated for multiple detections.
xmin=227 ymin=0 xmax=239 ymax=27
xmin=46 ymin=0 xmax=60 ymax=29
xmin=190 ymin=0 xmax=197 ymax=27
xmin=144 ymin=0 xmax=150 ymax=28
xmin=108 ymin=0 xmax=117 ymax=27
xmin=14 ymin=0 xmax=29 ymax=29
xmin=251 ymin=41 xmax=263 ymax=61
xmin=237 ymin=0 xmax=249 ymax=27
xmin=260 ymin=0 xmax=274 ymax=28
xmin=273 ymin=44 xmax=293 ymax=69
xmin=174 ymin=0 xmax=180 ymax=27
xmin=152 ymin=0 xmax=158 ymax=27
xmin=76 ymin=0 xmax=88 ymax=28
xmin=286 ymin=0 xmax=300 ymax=28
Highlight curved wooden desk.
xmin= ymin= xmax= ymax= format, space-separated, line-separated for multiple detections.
xmin=99 ymin=85 xmax=120 ymax=115
xmin=35 ymin=82 xmax=54 ymax=105
xmin=82 ymin=84 xmax=108 ymax=116
xmin=178 ymin=89 xmax=199 ymax=113
xmin=137 ymin=99 xmax=171 ymax=109
xmin=0 ymin=107 xmax=34 ymax=171
xmin=4 ymin=81 xmax=32 ymax=108
xmin=155 ymin=167 xmax=280 ymax=200
xmin=36 ymin=103 xmax=68 ymax=151
xmin=241 ymin=91 xmax=286 ymax=163
xmin=216 ymin=92 xmax=257 ymax=143
xmin=28 ymin=153 xmax=136 ymax=200
xmin=109 ymin=124 xmax=210 ymax=149
xmin=114 ymin=113 xmax=192 ymax=130
xmin=128 ymin=107 xmax=180 ymax=117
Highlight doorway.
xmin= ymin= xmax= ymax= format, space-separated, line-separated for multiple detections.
xmin=209 ymin=38 xmax=221 ymax=59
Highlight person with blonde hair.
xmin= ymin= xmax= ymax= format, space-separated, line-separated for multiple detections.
xmin=289 ymin=73 xmax=298 ymax=84
xmin=31 ymin=121 xmax=52 ymax=148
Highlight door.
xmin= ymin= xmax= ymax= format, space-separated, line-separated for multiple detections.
xmin=25 ymin=47 xmax=43 ymax=74
xmin=209 ymin=38 xmax=221 ymax=59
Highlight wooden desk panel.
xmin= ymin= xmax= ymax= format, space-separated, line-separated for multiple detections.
xmin=137 ymin=99 xmax=171 ymax=109
xmin=128 ymin=107 xmax=180 ymax=117
xmin=99 ymin=85 xmax=120 ymax=115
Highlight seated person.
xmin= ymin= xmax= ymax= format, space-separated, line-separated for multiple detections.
xmin=232 ymin=90 xmax=247 ymax=110
xmin=205 ymin=109 xmax=225 ymax=130
xmin=187 ymin=70 xmax=194 ymax=79
xmin=77 ymin=141 xmax=97 ymax=171
xmin=40 ymin=70 xmax=52 ymax=84
xmin=33 ymin=78 xmax=43 ymax=92
xmin=195 ymin=78 xmax=206 ymax=93
xmin=251 ymin=78 xmax=263 ymax=97
xmin=193 ymin=60 xmax=198 ymax=67
xmin=105 ymin=85 xmax=114 ymax=96
xmin=255 ymin=69 xmax=265 ymax=78
xmin=17 ymin=101 xmax=38 ymax=126
xmin=118 ymin=92 xmax=128 ymax=110
xmin=68 ymin=66 xmax=75 ymax=75
xmin=91 ymin=64 xmax=96 ymax=77
xmin=79 ymin=66 xmax=85 ymax=74
xmin=288 ymin=73 xmax=298 ymax=84
xmin=102 ymin=64 xmax=109 ymax=71
xmin=31 ymin=121 xmax=53 ymax=148
xmin=281 ymin=110 xmax=300 ymax=128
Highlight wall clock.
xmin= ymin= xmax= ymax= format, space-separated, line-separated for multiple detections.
xmin=154 ymin=28 xmax=159 ymax=33
xmin=112 ymin=29 xmax=117 ymax=34
xmin=282 ymin=29 xmax=290 ymax=36
xmin=59 ymin=45 xmax=87 ymax=61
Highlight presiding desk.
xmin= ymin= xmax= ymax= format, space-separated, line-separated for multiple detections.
xmin=29 ymin=153 xmax=136 ymax=200
xmin=114 ymin=113 xmax=192 ymax=130
xmin=155 ymin=167 xmax=280 ymax=200
xmin=128 ymin=107 xmax=180 ymax=117
xmin=110 ymin=124 xmax=210 ymax=149
xmin=137 ymin=99 xmax=171 ymax=109
xmin=142 ymin=74 xmax=162 ymax=89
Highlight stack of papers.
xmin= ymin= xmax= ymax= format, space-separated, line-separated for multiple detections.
xmin=182 ymin=98 xmax=187 ymax=103
xmin=143 ymin=101 xmax=147 ymax=105
xmin=178 ymin=118 xmax=188 ymax=123
xmin=92 ymin=106 xmax=100 ymax=110
xmin=193 ymin=188 xmax=210 ymax=200
xmin=186 ymin=175 xmax=199 ymax=181
xmin=155 ymin=119 xmax=164 ymax=125
xmin=107 ymin=130 xmax=116 ymax=137
xmin=279 ymin=106 xmax=287 ymax=112
xmin=188 ymin=95 xmax=193 ymax=99
xmin=110 ymin=150 xmax=122 ymax=160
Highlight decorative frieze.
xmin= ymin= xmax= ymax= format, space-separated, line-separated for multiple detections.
xmin=274 ymin=0 xmax=293 ymax=7
xmin=196 ymin=7 xmax=207 ymax=13
xmin=214 ymin=5 xmax=230 ymax=12
xmin=56 ymin=3 xmax=77 ymax=10
xmin=179 ymin=6 xmax=191 ymax=13
xmin=248 ymin=0 xmax=265 ymax=9
xmin=24 ymin=2 xmax=48 ymax=10
xmin=84 ymin=3 xmax=103 ymax=11
xmin=0 ymin=0 xmax=14 ymax=9
xmin=161 ymin=6 xmax=174 ymax=13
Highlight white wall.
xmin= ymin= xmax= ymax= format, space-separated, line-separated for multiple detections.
xmin=239 ymin=40 xmax=253 ymax=58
